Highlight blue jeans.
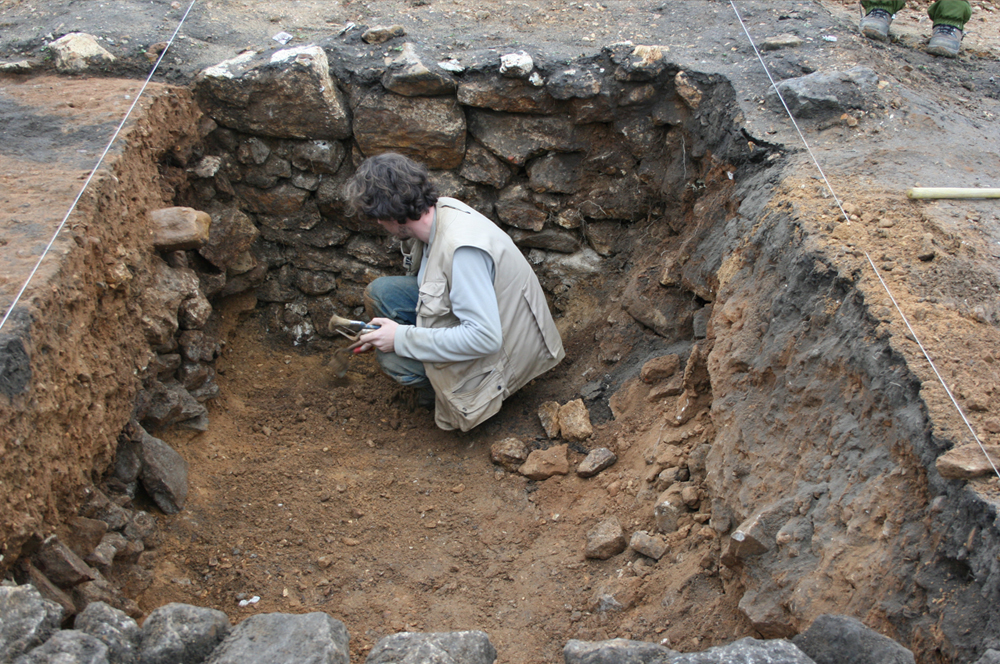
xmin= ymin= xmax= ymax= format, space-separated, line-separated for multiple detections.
xmin=363 ymin=276 xmax=431 ymax=389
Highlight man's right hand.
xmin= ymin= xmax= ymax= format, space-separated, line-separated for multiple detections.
xmin=358 ymin=318 xmax=399 ymax=354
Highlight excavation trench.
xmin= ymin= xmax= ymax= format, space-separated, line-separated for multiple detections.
xmin=1 ymin=46 xmax=999 ymax=664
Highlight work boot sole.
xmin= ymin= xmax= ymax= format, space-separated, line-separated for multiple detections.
xmin=926 ymin=41 xmax=960 ymax=57
xmin=861 ymin=24 xmax=890 ymax=42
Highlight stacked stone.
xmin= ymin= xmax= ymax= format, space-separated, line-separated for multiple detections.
xmin=187 ymin=37 xmax=728 ymax=345
xmin=143 ymin=205 xmax=259 ymax=433
xmin=9 ymin=487 xmax=161 ymax=623
xmin=1 ymin=582 xmax=924 ymax=664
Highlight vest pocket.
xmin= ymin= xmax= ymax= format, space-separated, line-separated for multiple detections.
xmin=417 ymin=279 xmax=451 ymax=319
xmin=449 ymin=366 xmax=506 ymax=417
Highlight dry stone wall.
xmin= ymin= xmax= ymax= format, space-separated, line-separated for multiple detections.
xmin=186 ymin=37 xmax=757 ymax=346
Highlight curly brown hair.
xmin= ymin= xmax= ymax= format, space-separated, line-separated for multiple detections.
xmin=343 ymin=153 xmax=439 ymax=224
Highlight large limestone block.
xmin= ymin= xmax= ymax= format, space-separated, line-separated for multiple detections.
xmin=936 ymin=444 xmax=1000 ymax=480
xmin=467 ymin=109 xmax=580 ymax=166
xmin=353 ymin=89 xmax=466 ymax=169
xmin=0 ymin=584 xmax=64 ymax=663
xmin=382 ymin=43 xmax=457 ymax=97
xmin=140 ymin=604 xmax=230 ymax=664
xmin=367 ymin=631 xmax=496 ymax=664
xmin=150 ymin=207 xmax=211 ymax=252
xmin=458 ymin=77 xmax=558 ymax=114
xmin=139 ymin=428 xmax=189 ymax=514
xmin=564 ymin=639 xmax=676 ymax=664
xmin=793 ymin=614 xmax=915 ymax=664
xmin=767 ymin=66 xmax=878 ymax=119
xmin=48 ymin=33 xmax=115 ymax=72
xmin=195 ymin=46 xmax=351 ymax=140
xmin=206 ymin=612 xmax=349 ymax=664
xmin=199 ymin=208 xmax=259 ymax=270
xmin=74 ymin=602 xmax=141 ymax=664
xmin=683 ymin=638 xmax=813 ymax=663
xmin=13 ymin=630 xmax=108 ymax=664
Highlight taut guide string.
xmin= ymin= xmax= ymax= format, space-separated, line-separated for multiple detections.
xmin=729 ymin=0 xmax=1000 ymax=481
xmin=0 ymin=0 xmax=199 ymax=334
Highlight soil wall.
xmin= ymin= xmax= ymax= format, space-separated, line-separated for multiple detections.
xmin=0 ymin=79 xmax=203 ymax=567
xmin=694 ymin=169 xmax=1000 ymax=661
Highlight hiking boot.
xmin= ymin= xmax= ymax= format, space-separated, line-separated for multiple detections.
xmin=860 ymin=8 xmax=893 ymax=42
xmin=927 ymin=23 xmax=963 ymax=57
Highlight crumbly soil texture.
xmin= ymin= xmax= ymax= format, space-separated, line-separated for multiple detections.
xmin=4 ymin=1 xmax=1000 ymax=663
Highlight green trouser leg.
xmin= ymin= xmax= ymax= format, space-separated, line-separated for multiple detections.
xmin=927 ymin=0 xmax=971 ymax=28
xmin=861 ymin=0 xmax=906 ymax=14
xmin=861 ymin=0 xmax=970 ymax=28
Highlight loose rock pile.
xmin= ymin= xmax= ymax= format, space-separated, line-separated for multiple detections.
xmin=4 ymin=580 xmax=944 ymax=664
xmin=9 ymin=488 xmax=160 ymax=622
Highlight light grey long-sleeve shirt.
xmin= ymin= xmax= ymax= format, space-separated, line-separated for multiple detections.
xmin=394 ymin=244 xmax=503 ymax=364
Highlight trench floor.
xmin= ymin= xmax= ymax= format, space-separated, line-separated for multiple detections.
xmin=145 ymin=292 xmax=748 ymax=664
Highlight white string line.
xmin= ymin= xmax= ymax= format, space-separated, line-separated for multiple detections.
xmin=0 ymin=0 xmax=199 ymax=334
xmin=728 ymin=0 xmax=1000 ymax=480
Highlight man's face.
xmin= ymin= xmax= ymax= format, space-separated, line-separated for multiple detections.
xmin=377 ymin=219 xmax=412 ymax=239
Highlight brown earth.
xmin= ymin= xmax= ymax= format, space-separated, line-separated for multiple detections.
xmin=4 ymin=0 xmax=1000 ymax=663
xmin=140 ymin=291 xmax=741 ymax=663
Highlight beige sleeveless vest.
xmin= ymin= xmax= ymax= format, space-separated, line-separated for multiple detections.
xmin=415 ymin=198 xmax=565 ymax=431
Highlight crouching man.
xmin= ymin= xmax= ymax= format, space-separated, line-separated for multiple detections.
xmin=344 ymin=152 xmax=565 ymax=432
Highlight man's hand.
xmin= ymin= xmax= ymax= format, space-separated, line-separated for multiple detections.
xmin=358 ymin=318 xmax=398 ymax=353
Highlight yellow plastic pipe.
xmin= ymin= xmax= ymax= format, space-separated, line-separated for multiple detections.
xmin=907 ymin=187 xmax=1000 ymax=200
